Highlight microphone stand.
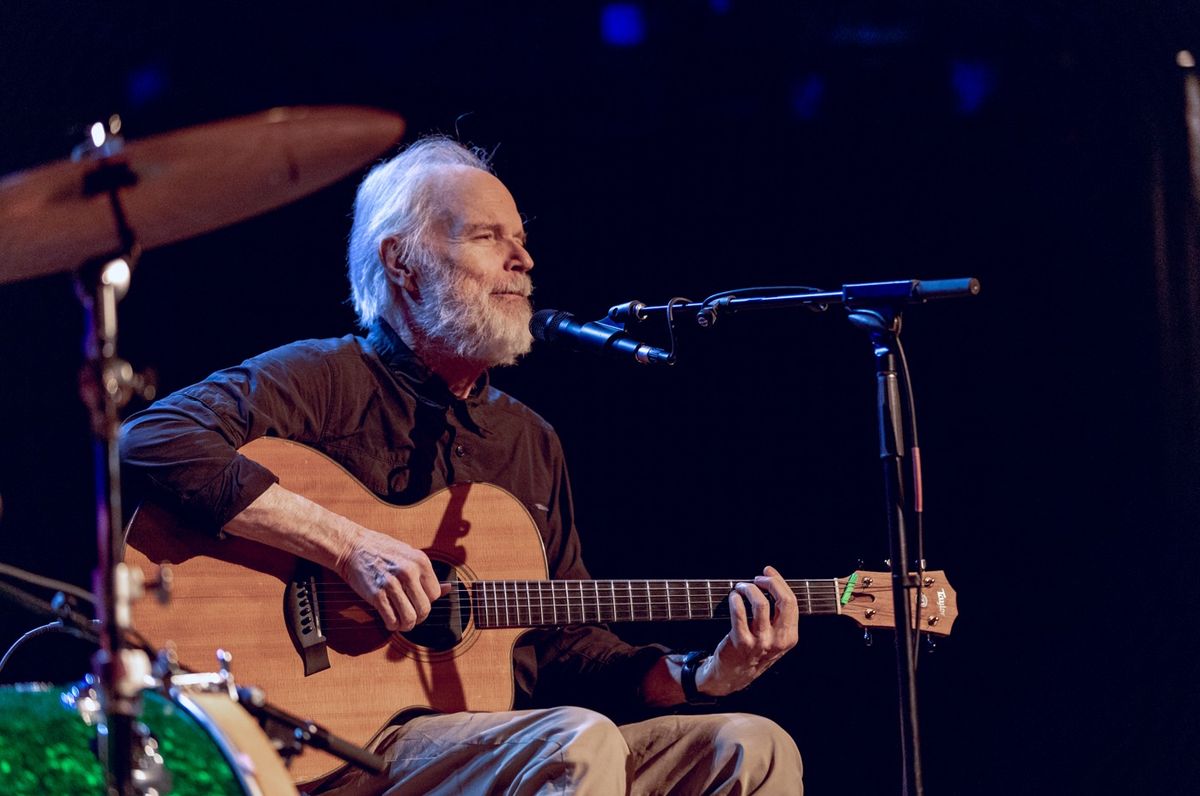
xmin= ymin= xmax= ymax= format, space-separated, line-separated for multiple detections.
xmin=626 ymin=277 xmax=980 ymax=796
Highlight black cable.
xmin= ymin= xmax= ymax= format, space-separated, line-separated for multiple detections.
xmin=662 ymin=297 xmax=690 ymax=359
xmin=0 ymin=620 xmax=99 ymax=677
xmin=699 ymin=285 xmax=825 ymax=304
xmin=893 ymin=335 xmax=925 ymax=665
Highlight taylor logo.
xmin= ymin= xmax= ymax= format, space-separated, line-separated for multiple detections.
xmin=919 ymin=594 xmax=929 ymax=608
xmin=937 ymin=588 xmax=948 ymax=616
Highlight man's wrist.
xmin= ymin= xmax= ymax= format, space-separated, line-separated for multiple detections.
xmin=680 ymin=650 xmax=717 ymax=705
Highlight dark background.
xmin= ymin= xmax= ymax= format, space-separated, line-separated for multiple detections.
xmin=3 ymin=3 xmax=1199 ymax=793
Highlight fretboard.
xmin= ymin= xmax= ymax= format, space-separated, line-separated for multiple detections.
xmin=471 ymin=579 xmax=845 ymax=629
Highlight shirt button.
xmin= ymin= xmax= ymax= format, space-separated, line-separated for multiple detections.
xmin=454 ymin=444 xmax=466 ymax=458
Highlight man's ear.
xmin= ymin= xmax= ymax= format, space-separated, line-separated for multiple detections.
xmin=379 ymin=237 xmax=416 ymax=293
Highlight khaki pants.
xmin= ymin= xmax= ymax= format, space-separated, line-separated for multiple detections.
xmin=312 ymin=707 xmax=802 ymax=795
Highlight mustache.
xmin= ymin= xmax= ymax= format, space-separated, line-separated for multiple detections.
xmin=490 ymin=277 xmax=534 ymax=297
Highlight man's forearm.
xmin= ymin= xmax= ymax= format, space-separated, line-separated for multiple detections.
xmin=221 ymin=482 xmax=359 ymax=573
xmin=224 ymin=483 xmax=444 ymax=632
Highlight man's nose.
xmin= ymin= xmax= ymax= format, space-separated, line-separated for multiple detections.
xmin=508 ymin=240 xmax=534 ymax=272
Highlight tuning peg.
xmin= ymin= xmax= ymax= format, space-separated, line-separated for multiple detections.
xmin=863 ymin=629 xmax=873 ymax=647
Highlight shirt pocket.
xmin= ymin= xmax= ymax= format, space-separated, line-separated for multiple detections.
xmin=319 ymin=441 xmax=414 ymax=501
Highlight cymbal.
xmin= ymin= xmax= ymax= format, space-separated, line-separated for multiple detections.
xmin=0 ymin=105 xmax=405 ymax=285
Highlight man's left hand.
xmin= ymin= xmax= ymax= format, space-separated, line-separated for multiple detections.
xmin=696 ymin=565 xmax=799 ymax=697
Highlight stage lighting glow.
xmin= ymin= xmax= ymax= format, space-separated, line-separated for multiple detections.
xmin=90 ymin=123 xmax=106 ymax=148
xmin=601 ymin=3 xmax=646 ymax=47
xmin=127 ymin=64 xmax=168 ymax=108
xmin=790 ymin=74 xmax=825 ymax=120
xmin=1178 ymin=51 xmax=1196 ymax=69
xmin=950 ymin=59 xmax=996 ymax=115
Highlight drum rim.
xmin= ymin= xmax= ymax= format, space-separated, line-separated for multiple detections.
xmin=171 ymin=688 xmax=260 ymax=796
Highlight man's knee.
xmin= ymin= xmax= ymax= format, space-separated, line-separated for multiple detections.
xmin=537 ymin=706 xmax=630 ymax=782
xmin=709 ymin=713 xmax=803 ymax=792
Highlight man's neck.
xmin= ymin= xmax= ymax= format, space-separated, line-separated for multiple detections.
xmin=387 ymin=313 xmax=486 ymax=399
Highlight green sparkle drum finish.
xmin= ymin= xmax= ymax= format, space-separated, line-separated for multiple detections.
xmin=0 ymin=684 xmax=245 ymax=795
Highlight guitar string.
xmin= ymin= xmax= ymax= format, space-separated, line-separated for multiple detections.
xmin=312 ymin=587 xmax=892 ymax=603
xmin=307 ymin=580 xmax=901 ymax=627
xmin=310 ymin=580 xmax=894 ymax=598
xmin=314 ymin=587 xmax=888 ymax=609
xmin=311 ymin=585 xmax=910 ymax=629
xmin=312 ymin=597 xmax=854 ymax=627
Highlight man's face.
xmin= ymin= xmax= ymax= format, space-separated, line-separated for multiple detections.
xmin=410 ymin=166 xmax=535 ymax=366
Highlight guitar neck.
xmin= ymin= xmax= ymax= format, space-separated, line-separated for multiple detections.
xmin=471 ymin=578 xmax=845 ymax=628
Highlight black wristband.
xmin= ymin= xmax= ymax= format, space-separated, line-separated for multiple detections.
xmin=680 ymin=650 xmax=716 ymax=705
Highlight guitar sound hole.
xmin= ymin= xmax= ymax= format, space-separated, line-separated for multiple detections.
xmin=400 ymin=561 xmax=472 ymax=652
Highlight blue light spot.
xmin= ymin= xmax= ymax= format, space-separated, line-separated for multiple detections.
xmin=601 ymin=3 xmax=646 ymax=47
xmin=790 ymin=74 xmax=825 ymax=120
xmin=951 ymin=59 xmax=996 ymax=115
xmin=126 ymin=64 xmax=169 ymax=108
xmin=709 ymin=0 xmax=732 ymax=14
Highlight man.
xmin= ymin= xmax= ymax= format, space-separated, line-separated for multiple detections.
xmin=121 ymin=137 xmax=802 ymax=794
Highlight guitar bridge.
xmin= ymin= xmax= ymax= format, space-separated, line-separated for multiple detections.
xmin=284 ymin=564 xmax=331 ymax=676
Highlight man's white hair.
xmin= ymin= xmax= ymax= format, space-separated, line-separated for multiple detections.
xmin=347 ymin=136 xmax=492 ymax=328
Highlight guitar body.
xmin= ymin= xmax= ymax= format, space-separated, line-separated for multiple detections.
xmin=125 ymin=437 xmax=549 ymax=783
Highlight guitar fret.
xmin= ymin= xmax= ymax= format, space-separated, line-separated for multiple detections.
xmin=481 ymin=582 xmax=489 ymax=628
xmin=627 ymin=581 xmax=634 ymax=621
xmin=832 ymin=578 xmax=840 ymax=615
xmin=480 ymin=578 xmax=489 ymax=629
xmin=802 ymin=580 xmax=812 ymax=615
xmin=594 ymin=581 xmax=601 ymax=623
xmin=504 ymin=582 xmax=511 ymax=627
xmin=645 ymin=581 xmax=652 ymax=620
xmin=685 ymin=581 xmax=692 ymax=619
xmin=477 ymin=583 xmax=485 ymax=628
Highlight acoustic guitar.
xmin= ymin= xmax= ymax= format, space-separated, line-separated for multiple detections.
xmin=125 ymin=437 xmax=958 ymax=783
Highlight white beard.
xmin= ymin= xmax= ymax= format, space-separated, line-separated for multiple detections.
xmin=411 ymin=256 xmax=534 ymax=368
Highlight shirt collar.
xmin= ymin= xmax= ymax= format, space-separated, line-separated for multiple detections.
xmin=367 ymin=319 xmax=491 ymax=433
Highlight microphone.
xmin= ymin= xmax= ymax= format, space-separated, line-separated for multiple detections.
xmin=530 ymin=309 xmax=674 ymax=365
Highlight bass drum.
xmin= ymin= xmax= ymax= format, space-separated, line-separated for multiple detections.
xmin=0 ymin=682 xmax=297 ymax=796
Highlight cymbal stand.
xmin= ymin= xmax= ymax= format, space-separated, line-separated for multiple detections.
xmin=73 ymin=121 xmax=156 ymax=796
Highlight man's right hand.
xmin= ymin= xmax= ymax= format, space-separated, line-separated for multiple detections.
xmin=335 ymin=529 xmax=446 ymax=632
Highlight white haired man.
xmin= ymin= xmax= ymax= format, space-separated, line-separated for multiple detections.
xmin=121 ymin=137 xmax=803 ymax=794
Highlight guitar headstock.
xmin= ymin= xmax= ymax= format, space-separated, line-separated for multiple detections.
xmin=838 ymin=570 xmax=958 ymax=637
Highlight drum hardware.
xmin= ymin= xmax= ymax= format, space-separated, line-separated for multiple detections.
xmin=62 ymin=676 xmax=174 ymax=795
xmin=233 ymin=685 xmax=388 ymax=777
xmin=163 ymin=649 xmax=388 ymax=777
xmin=0 ymin=105 xmax=404 ymax=793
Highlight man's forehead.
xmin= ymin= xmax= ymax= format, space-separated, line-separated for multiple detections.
xmin=423 ymin=166 xmax=522 ymax=229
